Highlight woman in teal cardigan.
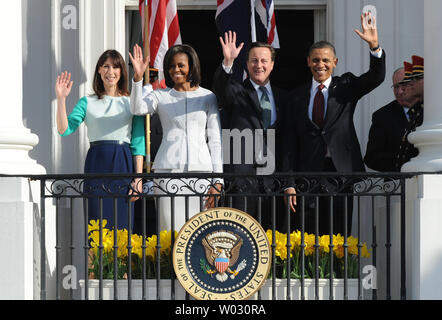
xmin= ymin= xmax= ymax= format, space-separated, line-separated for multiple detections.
xmin=55 ymin=49 xmax=145 ymax=231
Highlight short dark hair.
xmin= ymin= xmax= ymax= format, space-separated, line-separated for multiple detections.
xmin=308 ymin=41 xmax=337 ymax=57
xmin=93 ymin=50 xmax=129 ymax=99
xmin=246 ymin=42 xmax=276 ymax=61
xmin=163 ymin=44 xmax=201 ymax=88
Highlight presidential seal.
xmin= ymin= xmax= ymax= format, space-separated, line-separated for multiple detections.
xmin=172 ymin=207 xmax=271 ymax=300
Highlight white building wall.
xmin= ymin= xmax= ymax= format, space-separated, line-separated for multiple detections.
xmin=328 ymin=0 xmax=424 ymax=163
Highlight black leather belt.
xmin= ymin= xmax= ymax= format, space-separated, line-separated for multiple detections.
xmin=90 ymin=140 xmax=129 ymax=147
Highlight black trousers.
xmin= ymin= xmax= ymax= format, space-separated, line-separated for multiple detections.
xmin=288 ymin=158 xmax=354 ymax=236
xmin=133 ymin=198 xmax=157 ymax=237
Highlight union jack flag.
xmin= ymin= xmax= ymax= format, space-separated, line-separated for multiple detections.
xmin=254 ymin=0 xmax=279 ymax=48
xmin=215 ymin=0 xmax=280 ymax=81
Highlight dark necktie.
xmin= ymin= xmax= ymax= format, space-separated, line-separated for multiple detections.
xmin=259 ymin=86 xmax=272 ymax=129
xmin=312 ymin=84 xmax=325 ymax=128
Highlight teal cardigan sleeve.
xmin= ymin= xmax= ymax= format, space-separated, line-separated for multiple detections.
xmin=59 ymin=96 xmax=87 ymax=136
xmin=130 ymin=115 xmax=146 ymax=156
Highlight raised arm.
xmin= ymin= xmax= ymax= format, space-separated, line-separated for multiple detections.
xmin=129 ymin=44 xmax=158 ymax=116
xmin=55 ymin=71 xmax=73 ymax=134
xmin=213 ymin=31 xmax=245 ymax=110
xmin=128 ymin=44 xmax=149 ymax=83
xmin=354 ymin=12 xmax=380 ymax=52
xmin=219 ymin=30 xmax=244 ymax=67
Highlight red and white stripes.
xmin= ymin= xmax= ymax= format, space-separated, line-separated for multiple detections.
xmin=139 ymin=0 xmax=182 ymax=79
xmin=215 ymin=0 xmax=235 ymax=19
xmin=255 ymin=0 xmax=279 ymax=48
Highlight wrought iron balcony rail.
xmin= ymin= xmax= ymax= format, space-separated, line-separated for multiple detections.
xmin=3 ymin=172 xmax=418 ymax=300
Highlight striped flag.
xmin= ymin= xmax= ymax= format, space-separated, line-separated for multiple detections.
xmin=254 ymin=0 xmax=279 ymax=48
xmin=139 ymin=0 xmax=182 ymax=86
xmin=215 ymin=0 xmax=280 ymax=81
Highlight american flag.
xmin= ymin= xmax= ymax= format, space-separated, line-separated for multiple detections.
xmin=215 ymin=0 xmax=280 ymax=81
xmin=139 ymin=0 xmax=182 ymax=86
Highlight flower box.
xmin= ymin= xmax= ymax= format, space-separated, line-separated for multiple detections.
xmin=254 ymin=278 xmax=362 ymax=300
xmin=82 ymin=221 xmax=367 ymax=300
xmin=79 ymin=278 xmax=361 ymax=300
xmin=79 ymin=279 xmax=187 ymax=300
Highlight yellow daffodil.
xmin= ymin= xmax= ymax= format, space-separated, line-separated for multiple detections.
xmin=116 ymin=229 xmax=128 ymax=258
xmin=303 ymin=233 xmax=316 ymax=256
xmin=131 ymin=234 xmax=143 ymax=259
xmin=319 ymin=235 xmax=331 ymax=253
xmin=290 ymin=230 xmax=301 ymax=249
xmin=361 ymin=243 xmax=371 ymax=258
xmin=88 ymin=219 xmax=108 ymax=233
xmin=347 ymin=236 xmax=359 ymax=256
xmin=159 ymin=230 xmax=178 ymax=256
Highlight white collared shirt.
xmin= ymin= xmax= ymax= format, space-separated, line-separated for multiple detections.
xmin=222 ymin=63 xmax=277 ymax=126
xmin=403 ymin=106 xmax=410 ymax=121
xmin=249 ymin=79 xmax=277 ymax=126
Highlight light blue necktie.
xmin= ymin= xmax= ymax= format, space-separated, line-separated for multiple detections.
xmin=259 ymin=86 xmax=272 ymax=129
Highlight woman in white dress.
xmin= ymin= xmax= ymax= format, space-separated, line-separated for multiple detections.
xmin=129 ymin=44 xmax=223 ymax=232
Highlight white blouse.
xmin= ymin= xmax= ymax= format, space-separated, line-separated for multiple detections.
xmin=131 ymin=79 xmax=223 ymax=173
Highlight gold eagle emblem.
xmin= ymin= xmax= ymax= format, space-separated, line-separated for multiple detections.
xmin=201 ymin=230 xmax=246 ymax=282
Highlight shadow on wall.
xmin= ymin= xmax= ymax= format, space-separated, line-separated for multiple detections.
xmin=22 ymin=0 xmax=88 ymax=300
xmin=22 ymin=0 xmax=87 ymax=174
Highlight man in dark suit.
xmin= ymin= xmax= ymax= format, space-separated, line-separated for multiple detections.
xmin=394 ymin=55 xmax=424 ymax=171
xmin=364 ymin=67 xmax=411 ymax=172
xmin=365 ymin=59 xmax=423 ymax=172
xmin=212 ymin=31 xmax=288 ymax=230
xmin=283 ymin=13 xmax=386 ymax=236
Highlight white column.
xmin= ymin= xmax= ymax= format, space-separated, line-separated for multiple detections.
xmin=402 ymin=0 xmax=442 ymax=172
xmin=0 ymin=1 xmax=49 ymax=300
xmin=405 ymin=176 xmax=442 ymax=300
xmin=401 ymin=0 xmax=442 ymax=300
xmin=0 ymin=1 xmax=45 ymax=175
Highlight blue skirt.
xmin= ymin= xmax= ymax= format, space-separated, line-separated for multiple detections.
xmin=84 ymin=141 xmax=134 ymax=231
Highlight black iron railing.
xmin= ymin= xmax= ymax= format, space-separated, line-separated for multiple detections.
xmin=24 ymin=172 xmax=415 ymax=300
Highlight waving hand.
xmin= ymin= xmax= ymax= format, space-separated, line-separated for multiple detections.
xmin=129 ymin=44 xmax=149 ymax=83
xmin=219 ymin=31 xmax=244 ymax=67
xmin=354 ymin=12 xmax=379 ymax=50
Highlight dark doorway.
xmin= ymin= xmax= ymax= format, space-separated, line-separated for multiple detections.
xmin=178 ymin=9 xmax=314 ymax=91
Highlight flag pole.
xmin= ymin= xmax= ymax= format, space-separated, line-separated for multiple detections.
xmin=143 ymin=0 xmax=151 ymax=173
xmin=250 ymin=0 xmax=257 ymax=42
